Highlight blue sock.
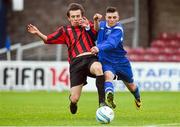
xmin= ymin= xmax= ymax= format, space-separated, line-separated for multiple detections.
xmin=131 ymin=86 xmax=140 ymax=100
xmin=104 ymin=81 xmax=114 ymax=94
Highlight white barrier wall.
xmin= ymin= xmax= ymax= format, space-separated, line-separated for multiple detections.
xmin=0 ymin=61 xmax=180 ymax=91
xmin=0 ymin=61 xmax=69 ymax=91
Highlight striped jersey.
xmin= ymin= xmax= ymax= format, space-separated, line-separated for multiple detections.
xmin=46 ymin=23 xmax=96 ymax=62
xmin=97 ymin=21 xmax=128 ymax=63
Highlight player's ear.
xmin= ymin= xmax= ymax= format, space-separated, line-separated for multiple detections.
xmin=117 ymin=15 xmax=120 ymax=21
xmin=105 ymin=15 xmax=108 ymax=20
xmin=67 ymin=17 xmax=71 ymax=22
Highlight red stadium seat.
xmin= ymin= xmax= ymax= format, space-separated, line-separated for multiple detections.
xmin=157 ymin=32 xmax=168 ymax=40
xmin=164 ymin=40 xmax=180 ymax=48
xmin=145 ymin=47 xmax=160 ymax=55
xmin=127 ymin=54 xmax=144 ymax=62
xmin=176 ymin=33 xmax=180 ymax=40
xmin=176 ymin=48 xmax=180 ymax=55
xmin=142 ymin=54 xmax=159 ymax=62
xmin=127 ymin=47 xmax=145 ymax=55
xmin=157 ymin=55 xmax=169 ymax=62
xmin=169 ymin=55 xmax=180 ymax=62
xmin=156 ymin=32 xmax=180 ymax=43
xmin=151 ymin=40 xmax=166 ymax=48
xmin=157 ymin=32 xmax=176 ymax=41
xmin=161 ymin=47 xmax=176 ymax=56
xmin=127 ymin=32 xmax=180 ymax=62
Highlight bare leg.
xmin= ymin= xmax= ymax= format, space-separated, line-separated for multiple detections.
xmin=70 ymin=84 xmax=83 ymax=103
xmin=69 ymin=84 xmax=83 ymax=114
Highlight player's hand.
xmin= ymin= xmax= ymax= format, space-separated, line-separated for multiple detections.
xmin=93 ymin=13 xmax=102 ymax=21
xmin=79 ymin=17 xmax=89 ymax=28
xmin=91 ymin=46 xmax=99 ymax=54
xmin=27 ymin=24 xmax=40 ymax=34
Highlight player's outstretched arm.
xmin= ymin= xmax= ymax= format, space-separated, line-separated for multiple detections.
xmin=27 ymin=24 xmax=47 ymax=42
xmin=93 ymin=13 xmax=102 ymax=31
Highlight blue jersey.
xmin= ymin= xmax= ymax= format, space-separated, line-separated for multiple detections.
xmin=97 ymin=21 xmax=134 ymax=83
xmin=97 ymin=21 xmax=128 ymax=64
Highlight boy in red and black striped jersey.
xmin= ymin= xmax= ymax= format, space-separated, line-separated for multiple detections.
xmin=27 ymin=3 xmax=106 ymax=114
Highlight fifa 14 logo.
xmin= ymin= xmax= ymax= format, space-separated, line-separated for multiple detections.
xmin=3 ymin=67 xmax=69 ymax=87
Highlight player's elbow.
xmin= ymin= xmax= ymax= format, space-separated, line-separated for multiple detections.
xmin=43 ymin=40 xmax=48 ymax=44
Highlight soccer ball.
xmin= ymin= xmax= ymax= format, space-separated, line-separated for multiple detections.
xmin=96 ymin=106 xmax=114 ymax=124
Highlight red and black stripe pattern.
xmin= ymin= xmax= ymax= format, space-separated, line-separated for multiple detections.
xmin=46 ymin=23 xmax=97 ymax=62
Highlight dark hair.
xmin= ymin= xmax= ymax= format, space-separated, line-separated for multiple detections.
xmin=66 ymin=3 xmax=85 ymax=17
xmin=106 ymin=6 xmax=117 ymax=13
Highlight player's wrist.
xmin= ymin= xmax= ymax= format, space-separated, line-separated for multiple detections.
xmin=35 ymin=30 xmax=41 ymax=35
xmin=85 ymin=24 xmax=90 ymax=31
xmin=96 ymin=47 xmax=99 ymax=52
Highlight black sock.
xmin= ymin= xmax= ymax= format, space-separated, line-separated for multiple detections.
xmin=96 ymin=75 xmax=105 ymax=104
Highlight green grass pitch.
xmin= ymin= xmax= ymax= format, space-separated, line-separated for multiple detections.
xmin=0 ymin=91 xmax=180 ymax=126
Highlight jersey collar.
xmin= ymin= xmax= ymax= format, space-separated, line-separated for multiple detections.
xmin=105 ymin=21 xmax=120 ymax=28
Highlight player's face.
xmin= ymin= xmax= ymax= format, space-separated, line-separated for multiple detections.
xmin=105 ymin=12 xmax=119 ymax=27
xmin=68 ymin=10 xmax=83 ymax=26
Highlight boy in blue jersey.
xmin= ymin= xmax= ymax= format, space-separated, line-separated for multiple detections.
xmin=91 ymin=7 xmax=141 ymax=109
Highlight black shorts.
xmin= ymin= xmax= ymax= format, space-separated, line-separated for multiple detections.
xmin=70 ymin=54 xmax=98 ymax=88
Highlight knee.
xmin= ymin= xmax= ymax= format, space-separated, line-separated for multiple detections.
xmin=70 ymin=94 xmax=79 ymax=103
xmin=105 ymin=72 xmax=114 ymax=81
xmin=91 ymin=62 xmax=103 ymax=75
xmin=95 ymin=66 xmax=103 ymax=74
